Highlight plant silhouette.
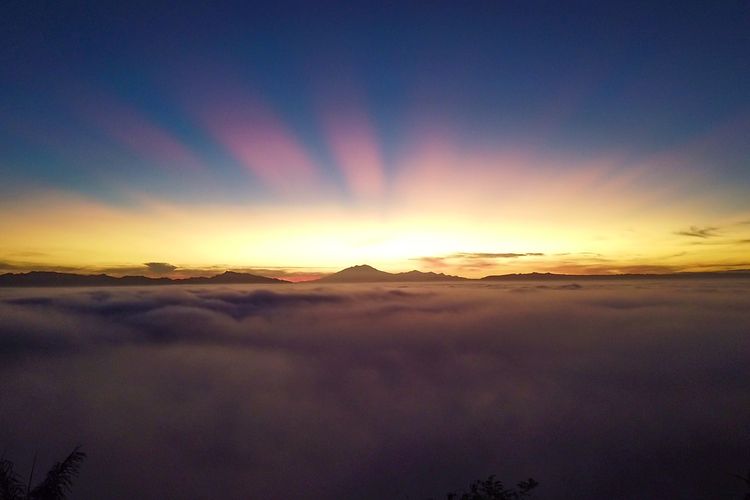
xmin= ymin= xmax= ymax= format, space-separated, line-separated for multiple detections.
xmin=732 ymin=468 xmax=750 ymax=500
xmin=438 ymin=475 xmax=538 ymax=500
xmin=0 ymin=447 xmax=85 ymax=500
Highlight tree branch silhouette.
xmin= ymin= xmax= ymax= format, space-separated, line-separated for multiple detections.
xmin=0 ymin=447 xmax=85 ymax=500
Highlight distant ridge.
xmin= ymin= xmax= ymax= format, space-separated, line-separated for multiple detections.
xmin=2 ymin=267 xmax=750 ymax=287
xmin=0 ymin=270 xmax=287 ymax=287
xmin=317 ymin=265 xmax=750 ymax=283
xmin=480 ymin=270 xmax=750 ymax=281
xmin=315 ymin=264 xmax=467 ymax=283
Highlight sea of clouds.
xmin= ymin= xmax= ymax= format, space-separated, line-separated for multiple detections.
xmin=1 ymin=281 xmax=749 ymax=499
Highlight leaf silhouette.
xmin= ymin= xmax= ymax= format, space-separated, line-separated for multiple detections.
xmin=439 ymin=474 xmax=538 ymax=499
xmin=28 ymin=447 xmax=86 ymax=500
xmin=0 ymin=458 xmax=25 ymax=500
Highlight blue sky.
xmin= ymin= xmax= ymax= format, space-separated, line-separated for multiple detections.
xmin=1 ymin=1 xmax=749 ymax=275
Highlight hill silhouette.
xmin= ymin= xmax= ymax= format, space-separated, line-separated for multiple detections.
xmin=0 ymin=270 xmax=287 ymax=287
xmin=480 ymin=270 xmax=750 ymax=281
xmin=2 ymin=267 xmax=750 ymax=287
xmin=315 ymin=264 xmax=467 ymax=283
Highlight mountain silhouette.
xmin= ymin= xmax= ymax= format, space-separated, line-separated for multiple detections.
xmin=0 ymin=271 xmax=287 ymax=287
xmin=2 ymin=267 xmax=750 ymax=287
xmin=181 ymin=271 xmax=286 ymax=284
xmin=480 ymin=270 xmax=750 ymax=281
xmin=316 ymin=264 xmax=467 ymax=283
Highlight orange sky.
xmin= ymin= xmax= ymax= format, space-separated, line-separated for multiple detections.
xmin=2 ymin=144 xmax=750 ymax=280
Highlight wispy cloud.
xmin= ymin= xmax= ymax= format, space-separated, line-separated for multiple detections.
xmin=449 ymin=252 xmax=545 ymax=259
xmin=541 ymin=263 xmax=681 ymax=275
xmin=675 ymin=226 xmax=720 ymax=238
xmin=414 ymin=252 xmax=545 ymax=268
xmin=673 ymin=222 xmax=750 ymax=247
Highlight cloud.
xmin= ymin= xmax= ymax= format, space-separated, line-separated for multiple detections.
xmin=415 ymin=252 xmax=545 ymax=269
xmin=144 ymin=262 xmax=178 ymax=274
xmin=541 ymin=263 xmax=682 ymax=275
xmin=675 ymin=225 xmax=720 ymax=238
xmin=94 ymin=262 xmax=180 ymax=276
xmin=0 ymin=261 xmax=32 ymax=272
xmin=5 ymin=251 xmax=49 ymax=258
xmin=414 ymin=256 xmax=451 ymax=268
xmin=449 ymin=252 xmax=545 ymax=259
xmin=1 ymin=283 xmax=749 ymax=499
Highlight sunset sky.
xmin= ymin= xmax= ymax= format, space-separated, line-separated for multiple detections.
xmin=2 ymin=2 xmax=749 ymax=279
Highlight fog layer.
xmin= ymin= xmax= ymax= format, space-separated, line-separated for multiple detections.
xmin=1 ymin=281 xmax=749 ymax=499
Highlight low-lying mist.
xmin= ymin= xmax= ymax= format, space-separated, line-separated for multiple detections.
xmin=1 ymin=281 xmax=749 ymax=499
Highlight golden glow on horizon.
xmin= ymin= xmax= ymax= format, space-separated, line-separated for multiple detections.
xmin=4 ymin=40 xmax=749 ymax=280
xmin=2 ymin=169 xmax=750 ymax=279
xmin=2 ymin=131 xmax=749 ymax=279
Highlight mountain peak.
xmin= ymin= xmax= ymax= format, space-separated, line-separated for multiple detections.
xmin=316 ymin=265 xmax=466 ymax=283
xmin=316 ymin=264 xmax=391 ymax=283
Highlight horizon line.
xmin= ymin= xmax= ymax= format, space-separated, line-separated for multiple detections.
xmin=2 ymin=264 xmax=750 ymax=287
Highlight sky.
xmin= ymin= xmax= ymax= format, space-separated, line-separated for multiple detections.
xmin=2 ymin=1 xmax=750 ymax=279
